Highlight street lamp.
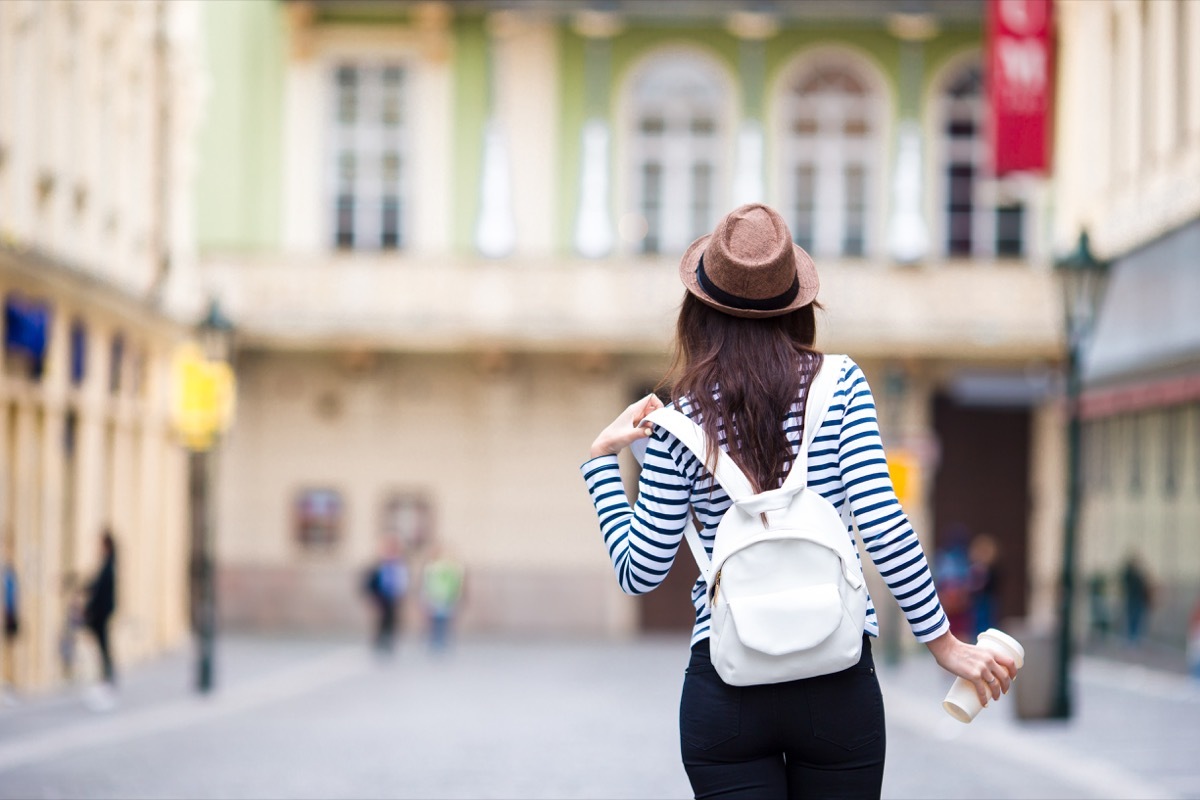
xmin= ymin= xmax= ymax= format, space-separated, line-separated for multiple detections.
xmin=1051 ymin=231 xmax=1110 ymax=719
xmin=190 ymin=299 xmax=234 ymax=693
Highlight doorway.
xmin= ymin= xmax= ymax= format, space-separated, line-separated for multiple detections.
xmin=931 ymin=394 xmax=1031 ymax=630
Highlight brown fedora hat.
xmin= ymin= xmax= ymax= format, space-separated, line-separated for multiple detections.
xmin=678 ymin=204 xmax=819 ymax=319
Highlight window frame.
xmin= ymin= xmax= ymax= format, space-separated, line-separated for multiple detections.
xmin=617 ymin=47 xmax=736 ymax=257
xmin=928 ymin=53 xmax=1037 ymax=260
xmin=774 ymin=52 xmax=888 ymax=259
xmin=293 ymin=487 xmax=346 ymax=551
xmin=325 ymin=60 xmax=411 ymax=253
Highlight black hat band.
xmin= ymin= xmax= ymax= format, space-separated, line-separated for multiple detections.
xmin=696 ymin=252 xmax=800 ymax=312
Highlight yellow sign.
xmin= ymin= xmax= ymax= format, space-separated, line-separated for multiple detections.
xmin=887 ymin=451 xmax=920 ymax=510
xmin=171 ymin=343 xmax=236 ymax=451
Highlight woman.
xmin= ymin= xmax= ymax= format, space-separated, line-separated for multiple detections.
xmin=84 ymin=531 xmax=117 ymax=689
xmin=581 ymin=204 xmax=1016 ymax=799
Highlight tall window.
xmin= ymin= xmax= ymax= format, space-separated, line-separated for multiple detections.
xmin=781 ymin=62 xmax=881 ymax=257
xmin=938 ymin=63 xmax=1026 ymax=258
xmin=629 ymin=56 xmax=726 ymax=255
xmin=329 ymin=63 xmax=407 ymax=251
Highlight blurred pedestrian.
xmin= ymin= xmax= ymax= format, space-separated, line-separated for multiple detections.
xmin=581 ymin=204 xmax=1015 ymax=799
xmin=2 ymin=550 xmax=17 ymax=643
xmin=1120 ymin=554 xmax=1153 ymax=645
xmin=363 ymin=537 xmax=408 ymax=655
xmin=421 ymin=546 xmax=465 ymax=652
xmin=1 ymin=545 xmax=17 ymax=704
xmin=968 ymin=533 xmax=1001 ymax=636
xmin=934 ymin=525 xmax=972 ymax=636
xmin=83 ymin=530 xmax=117 ymax=710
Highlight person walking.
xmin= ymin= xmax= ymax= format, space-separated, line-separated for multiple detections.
xmin=968 ymin=533 xmax=1002 ymax=636
xmin=421 ymin=546 xmax=465 ymax=652
xmin=1120 ymin=553 xmax=1153 ymax=645
xmin=83 ymin=530 xmax=117 ymax=710
xmin=364 ymin=538 xmax=409 ymax=655
xmin=581 ymin=204 xmax=1016 ymax=800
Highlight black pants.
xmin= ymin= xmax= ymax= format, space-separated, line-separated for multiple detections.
xmin=680 ymin=636 xmax=885 ymax=800
xmin=88 ymin=618 xmax=115 ymax=684
xmin=374 ymin=599 xmax=398 ymax=652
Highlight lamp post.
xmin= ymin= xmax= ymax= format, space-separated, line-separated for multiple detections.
xmin=190 ymin=299 xmax=235 ymax=693
xmin=1051 ymin=231 xmax=1110 ymax=719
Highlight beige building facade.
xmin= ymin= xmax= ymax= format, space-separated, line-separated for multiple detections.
xmin=199 ymin=1 xmax=1068 ymax=640
xmin=0 ymin=0 xmax=205 ymax=690
xmin=1055 ymin=0 xmax=1200 ymax=648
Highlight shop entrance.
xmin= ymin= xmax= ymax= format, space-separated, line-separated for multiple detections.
xmin=931 ymin=394 xmax=1032 ymax=631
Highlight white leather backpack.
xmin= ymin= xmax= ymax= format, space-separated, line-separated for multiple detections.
xmin=646 ymin=355 xmax=868 ymax=686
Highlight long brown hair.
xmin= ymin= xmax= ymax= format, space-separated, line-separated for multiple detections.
xmin=662 ymin=293 xmax=823 ymax=493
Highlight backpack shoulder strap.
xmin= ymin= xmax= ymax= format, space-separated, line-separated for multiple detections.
xmin=644 ymin=407 xmax=755 ymax=502
xmin=643 ymin=406 xmax=756 ymax=583
xmin=782 ymin=354 xmax=848 ymax=491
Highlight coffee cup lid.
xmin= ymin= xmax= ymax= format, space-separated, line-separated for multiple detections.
xmin=979 ymin=628 xmax=1025 ymax=668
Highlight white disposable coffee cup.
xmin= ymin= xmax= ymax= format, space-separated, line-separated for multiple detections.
xmin=942 ymin=628 xmax=1025 ymax=723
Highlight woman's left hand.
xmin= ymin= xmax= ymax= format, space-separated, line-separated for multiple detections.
xmin=589 ymin=394 xmax=665 ymax=459
xmin=925 ymin=631 xmax=1017 ymax=706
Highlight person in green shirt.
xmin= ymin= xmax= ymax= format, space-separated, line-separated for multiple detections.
xmin=422 ymin=547 xmax=465 ymax=651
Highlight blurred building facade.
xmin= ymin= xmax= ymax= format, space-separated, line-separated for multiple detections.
xmin=1055 ymin=0 xmax=1200 ymax=649
xmin=0 ymin=0 xmax=204 ymax=690
xmin=197 ymin=0 xmax=1067 ymax=638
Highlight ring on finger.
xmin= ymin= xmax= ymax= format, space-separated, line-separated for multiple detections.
xmin=985 ymin=674 xmax=996 ymax=684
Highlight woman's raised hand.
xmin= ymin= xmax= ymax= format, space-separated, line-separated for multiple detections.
xmin=589 ymin=393 xmax=666 ymax=459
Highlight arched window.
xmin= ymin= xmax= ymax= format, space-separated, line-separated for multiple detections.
xmin=780 ymin=61 xmax=882 ymax=258
xmin=628 ymin=56 xmax=727 ymax=255
xmin=938 ymin=62 xmax=1025 ymax=258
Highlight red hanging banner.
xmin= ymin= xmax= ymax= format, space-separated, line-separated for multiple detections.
xmin=987 ymin=0 xmax=1054 ymax=175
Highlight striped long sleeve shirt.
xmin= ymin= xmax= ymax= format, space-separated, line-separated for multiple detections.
xmin=580 ymin=356 xmax=951 ymax=648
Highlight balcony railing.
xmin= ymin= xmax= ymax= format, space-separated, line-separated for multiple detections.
xmin=202 ymin=254 xmax=1062 ymax=358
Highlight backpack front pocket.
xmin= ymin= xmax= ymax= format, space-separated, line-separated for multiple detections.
xmin=725 ymin=584 xmax=843 ymax=656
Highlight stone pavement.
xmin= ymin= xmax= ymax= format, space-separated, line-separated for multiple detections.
xmin=0 ymin=634 xmax=1195 ymax=799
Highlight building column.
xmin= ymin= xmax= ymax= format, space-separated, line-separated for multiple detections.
xmin=727 ymin=10 xmax=777 ymax=206
xmin=886 ymin=13 xmax=937 ymax=263
xmin=135 ymin=348 xmax=166 ymax=652
xmin=474 ymin=12 xmax=518 ymax=258
xmin=572 ymin=10 xmax=621 ymax=258
xmin=34 ymin=308 xmax=70 ymax=690
xmin=11 ymin=397 xmax=39 ymax=689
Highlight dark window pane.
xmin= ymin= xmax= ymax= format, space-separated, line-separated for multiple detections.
xmin=69 ymin=320 xmax=86 ymax=386
xmin=691 ymin=118 xmax=716 ymax=135
xmin=947 ymin=163 xmax=974 ymax=255
xmin=336 ymin=196 xmax=354 ymax=249
xmin=843 ymin=164 xmax=866 ymax=256
xmin=996 ymin=203 xmax=1024 ymax=257
xmin=109 ymin=334 xmax=123 ymax=395
xmin=641 ymin=163 xmax=662 ymax=255
xmin=639 ymin=117 xmax=665 ymax=135
xmin=844 ymin=117 xmax=869 ymax=137
xmin=947 ymin=119 xmax=976 ymax=138
xmin=792 ymin=117 xmax=818 ymax=135
xmin=382 ymin=197 xmax=401 ymax=249
xmin=793 ymin=164 xmax=815 ymax=251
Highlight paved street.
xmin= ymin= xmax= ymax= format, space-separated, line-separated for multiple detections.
xmin=0 ymin=634 xmax=1196 ymax=799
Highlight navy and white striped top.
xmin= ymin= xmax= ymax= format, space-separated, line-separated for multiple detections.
xmin=580 ymin=355 xmax=950 ymax=648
